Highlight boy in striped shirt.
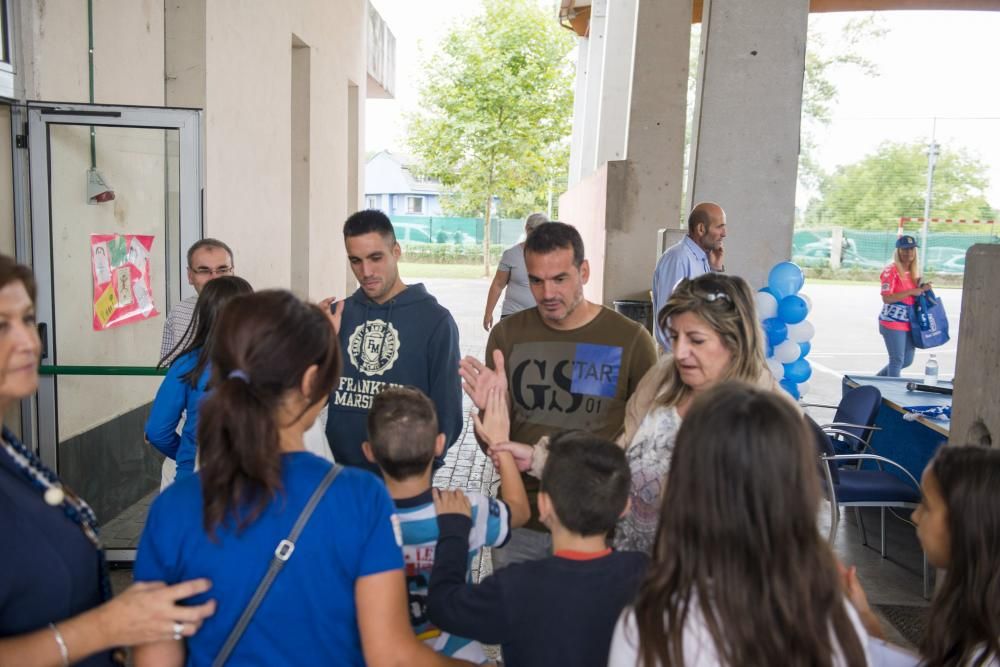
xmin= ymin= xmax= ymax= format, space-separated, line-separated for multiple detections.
xmin=364 ymin=386 xmax=529 ymax=664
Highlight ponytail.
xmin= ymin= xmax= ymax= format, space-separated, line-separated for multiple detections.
xmin=198 ymin=373 xmax=282 ymax=534
xmin=197 ymin=290 xmax=340 ymax=536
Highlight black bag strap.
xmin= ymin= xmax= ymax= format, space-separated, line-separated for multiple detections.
xmin=212 ymin=464 xmax=343 ymax=667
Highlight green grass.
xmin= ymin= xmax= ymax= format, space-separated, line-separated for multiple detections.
xmin=399 ymin=262 xmax=490 ymax=279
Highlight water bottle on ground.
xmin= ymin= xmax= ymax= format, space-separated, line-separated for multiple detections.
xmin=924 ymin=354 xmax=939 ymax=386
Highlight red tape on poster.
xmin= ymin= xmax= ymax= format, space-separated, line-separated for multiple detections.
xmin=90 ymin=233 xmax=159 ymax=330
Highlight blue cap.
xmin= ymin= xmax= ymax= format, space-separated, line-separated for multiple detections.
xmin=896 ymin=235 xmax=918 ymax=249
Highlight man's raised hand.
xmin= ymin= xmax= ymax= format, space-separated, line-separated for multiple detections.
xmin=459 ymin=349 xmax=507 ymax=411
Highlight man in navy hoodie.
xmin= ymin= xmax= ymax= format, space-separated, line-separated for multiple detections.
xmin=323 ymin=210 xmax=463 ymax=474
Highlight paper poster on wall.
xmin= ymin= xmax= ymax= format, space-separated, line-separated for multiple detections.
xmin=90 ymin=234 xmax=158 ymax=330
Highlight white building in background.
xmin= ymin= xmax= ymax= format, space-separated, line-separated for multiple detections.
xmin=365 ymin=150 xmax=446 ymax=218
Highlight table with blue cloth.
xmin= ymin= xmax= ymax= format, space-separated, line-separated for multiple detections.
xmin=843 ymin=375 xmax=951 ymax=482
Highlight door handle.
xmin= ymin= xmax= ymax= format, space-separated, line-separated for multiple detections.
xmin=38 ymin=323 xmax=48 ymax=360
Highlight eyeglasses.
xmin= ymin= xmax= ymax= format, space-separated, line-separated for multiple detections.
xmin=190 ymin=266 xmax=234 ymax=277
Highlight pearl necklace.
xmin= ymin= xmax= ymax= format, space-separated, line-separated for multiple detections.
xmin=1 ymin=428 xmax=109 ymax=597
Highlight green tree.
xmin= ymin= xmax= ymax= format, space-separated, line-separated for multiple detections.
xmin=798 ymin=15 xmax=887 ymax=191
xmin=804 ymin=140 xmax=997 ymax=230
xmin=407 ymin=0 xmax=575 ymax=274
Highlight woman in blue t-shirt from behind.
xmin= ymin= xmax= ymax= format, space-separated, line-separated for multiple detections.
xmin=134 ymin=290 xmax=472 ymax=667
xmin=145 ymin=276 xmax=253 ymax=480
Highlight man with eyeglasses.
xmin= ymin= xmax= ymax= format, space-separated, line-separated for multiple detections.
xmin=159 ymin=238 xmax=235 ymax=363
xmin=652 ymin=202 xmax=727 ymax=350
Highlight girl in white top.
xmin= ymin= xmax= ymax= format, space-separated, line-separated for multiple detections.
xmin=608 ymin=382 xmax=871 ymax=667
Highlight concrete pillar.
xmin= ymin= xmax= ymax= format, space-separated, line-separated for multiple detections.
xmin=594 ymin=0 xmax=638 ymax=167
xmin=686 ymin=0 xmax=809 ymax=290
xmin=604 ymin=0 xmax=691 ymax=301
xmin=567 ymin=37 xmax=590 ymax=187
xmin=949 ymin=245 xmax=1000 ymax=450
xmin=577 ymin=0 xmax=608 ymax=182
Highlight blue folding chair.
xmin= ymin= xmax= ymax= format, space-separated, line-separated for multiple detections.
xmin=802 ymin=385 xmax=883 ymax=456
xmin=809 ymin=418 xmax=930 ymax=598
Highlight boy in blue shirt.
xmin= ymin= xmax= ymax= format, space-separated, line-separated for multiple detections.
xmin=427 ymin=431 xmax=649 ymax=667
xmin=363 ymin=386 xmax=529 ymax=664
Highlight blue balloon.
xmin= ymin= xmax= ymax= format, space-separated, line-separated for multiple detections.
xmin=798 ymin=341 xmax=811 ymax=358
xmin=779 ymin=379 xmax=801 ymax=400
xmin=778 ymin=295 xmax=808 ymax=325
xmin=762 ymin=317 xmax=788 ymax=346
xmin=783 ymin=358 xmax=813 ymax=384
xmin=766 ymin=343 xmax=774 ymax=358
xmin=758 ymin=286 xmax=780 ymax=299
xmin=768 ymin=262 xmax=805 ymax=299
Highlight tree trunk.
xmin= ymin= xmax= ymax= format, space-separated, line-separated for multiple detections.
xmin=483 ymin=195 xmax=493 ymax=277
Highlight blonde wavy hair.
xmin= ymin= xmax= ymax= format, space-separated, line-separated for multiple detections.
xmin=892 ymin=247 xmax=921 ymax=281
xmin=655 ymin=273 xmax=769 ymax=408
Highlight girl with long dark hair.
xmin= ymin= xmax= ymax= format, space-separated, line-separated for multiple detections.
xmin=847 ymin=445 xmax=1000 ymax=667
xmin=145 ymin=276 xmax=253 ymax=480
xmin=133 ymin=290 xmax=470 ymax=666
xmin=917 ymin=445 xmax=1000 ymax=666
xmin=608 ymin=382 xmax=870 ymax=666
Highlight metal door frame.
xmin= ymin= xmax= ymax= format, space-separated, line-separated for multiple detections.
xmin=11 ymin=102 xmax=202 ymax=472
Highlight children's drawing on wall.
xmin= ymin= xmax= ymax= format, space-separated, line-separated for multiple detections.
xmin=90 ymin=233 xmax=158 ymax=330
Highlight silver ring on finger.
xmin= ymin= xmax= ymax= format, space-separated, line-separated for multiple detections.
xmin=172 ymin=621 xmax=184 ymax=641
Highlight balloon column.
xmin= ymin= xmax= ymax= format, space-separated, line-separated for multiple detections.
xmin=756 ymin=261 xmax=814 ymax=400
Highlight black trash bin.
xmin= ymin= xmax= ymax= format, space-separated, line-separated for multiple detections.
xmin=612 ymin=299 xmax=653 ymax=333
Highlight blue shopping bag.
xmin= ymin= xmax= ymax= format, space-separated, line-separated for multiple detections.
xmin=909 ymin=289 xmax=950 ymax=349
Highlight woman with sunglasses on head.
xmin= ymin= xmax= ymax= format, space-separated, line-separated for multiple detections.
xmin=0 ymin=255 xmax=215 ymax=666
xmin=133 ymin=290 xmax=473 ymax=666
xmin=487 ymin=273 xmax=792 ymax=554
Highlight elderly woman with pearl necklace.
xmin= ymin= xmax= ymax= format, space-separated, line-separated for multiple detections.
xmin=0 ymin=256 xmax=215 ymax=666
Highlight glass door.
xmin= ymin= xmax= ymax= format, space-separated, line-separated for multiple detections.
xmin=18 ymin=102 xmax=201 ymax=561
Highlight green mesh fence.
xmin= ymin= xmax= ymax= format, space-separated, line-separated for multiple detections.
xmin=389 ymin=215 xmax=525 ymax=247
xmin=792 ymin=226 xmax=998 ymax=274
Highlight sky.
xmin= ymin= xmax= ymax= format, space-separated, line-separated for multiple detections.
xmin=366 ymin=3 xmax=1000 ymax=212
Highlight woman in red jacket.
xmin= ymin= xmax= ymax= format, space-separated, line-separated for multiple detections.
xmin=877 ymin=235 xmax=931 ymax=377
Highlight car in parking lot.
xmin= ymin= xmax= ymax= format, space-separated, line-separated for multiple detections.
xmin=793 ymin=238 xmax=883 ymax=269
xmin=936 ymin=254 xmax=966 ymax=275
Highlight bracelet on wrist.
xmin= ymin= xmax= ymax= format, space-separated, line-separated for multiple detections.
xmin=49 ymin=623 xmax=69 ymax=667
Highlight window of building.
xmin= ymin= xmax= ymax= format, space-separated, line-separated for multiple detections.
xmin=366 ymin=195 xmax=379 ymax=209
xmin=1 ymin=0 xmax=13 ymax=100
xmin=1 ymin=0 xmax=10 ymax=65
xmin=405 ymin=195 xmax=424 ymax=214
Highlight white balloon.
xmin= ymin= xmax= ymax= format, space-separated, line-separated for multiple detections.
xmin=797 ymin=381 xmax=811 ymax=398
xmin=800 ymin=293 xmax=812 ymax=314
xmin=775 ymin=339 xmax=800 ymax=364
xmin=787 ymin=320 xmax=815 ymax=343
xmin=766 ymin=356 xmax=785 ymax=380
xmin=755 ymin=291 xmax=778 ymax=320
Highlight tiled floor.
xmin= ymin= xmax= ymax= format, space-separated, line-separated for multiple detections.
xmin=102 ymin=490 xmax=157 ymax=550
